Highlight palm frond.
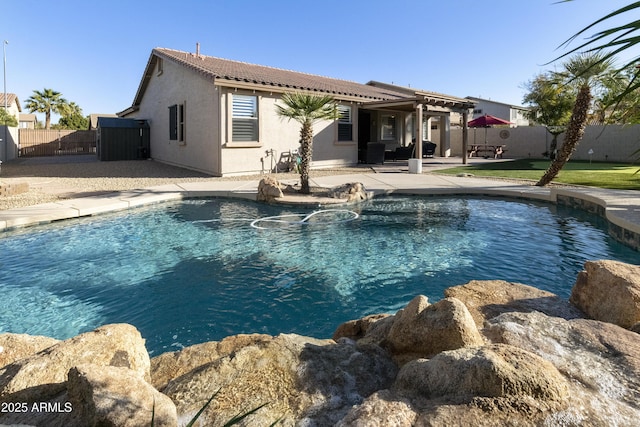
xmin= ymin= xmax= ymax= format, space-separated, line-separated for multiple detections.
xmin=553 ymin=1 xmax=640 ymax=60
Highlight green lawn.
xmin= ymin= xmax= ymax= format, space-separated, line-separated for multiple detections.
xmin=436 ymin=159 xmax=640 ymax=190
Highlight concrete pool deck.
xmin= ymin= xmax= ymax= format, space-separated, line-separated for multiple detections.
xmin=0 ymin=170 xmax=639 ymax=250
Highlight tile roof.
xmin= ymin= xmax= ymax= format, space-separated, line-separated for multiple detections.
xmin=153 ymin=48 xmax=410 ymax=101
xmin=0 ymin=93 xmax=20 ymax=111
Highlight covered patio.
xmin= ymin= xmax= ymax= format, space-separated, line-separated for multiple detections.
xmin=359 ymin=83 xmax=476 ymax=169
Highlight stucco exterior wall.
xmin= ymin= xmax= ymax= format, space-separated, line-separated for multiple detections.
xmin=438 ymin=124 xmax=640 ymax=162
xmin=134 ymin=58 xmax=221 ymax=175
xmin=0 ymin=126 xmax=19 ymax=162
xmin=219 ymin=89 xmax=357 ymax=175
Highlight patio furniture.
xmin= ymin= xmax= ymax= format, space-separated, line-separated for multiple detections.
xmin=421 ymin=141 xmax=437 ymax=158
xmin=362 ymin=142 xmax=386 ymax=164
xmin=468 ymin=144 xmax=506 ymax=159
xmin=394 ymin=145 xmax=414 ymax=160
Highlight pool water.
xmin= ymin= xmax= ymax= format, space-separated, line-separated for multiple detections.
xmin=0 ymin=196 xmax=638 ymax=355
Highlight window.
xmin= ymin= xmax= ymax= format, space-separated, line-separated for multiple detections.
xmin=169 ymin=104 xmax=178 ymax=140
xmin=179 ymin=103 xmax=185 ymax=142
xmin=337 ymin=105 xmax=352 ymax=141
xmin=232 ymin=94 xmax=258 ymax=142
xmin=169 ymin=103 xmax=186 ymax=142
xmin=157 ymin=58 xmax=163 ymax=76
xmin=381 ymin=114 xmax=396 ymax=140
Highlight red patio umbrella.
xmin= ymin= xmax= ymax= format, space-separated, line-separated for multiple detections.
xmin=468 ymin=114 xmax=512 ymax=145
xmin=468 ymin=114 xmax=512 ymax=127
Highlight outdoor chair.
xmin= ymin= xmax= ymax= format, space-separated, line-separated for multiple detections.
xmin=409 ymin=140 xmax=437 ymax=158
xmin=363 ymin=142 xmax=386 ymax=164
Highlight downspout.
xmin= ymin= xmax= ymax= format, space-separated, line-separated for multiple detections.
xmin=215 ymin=78 xmax=223 ymax=175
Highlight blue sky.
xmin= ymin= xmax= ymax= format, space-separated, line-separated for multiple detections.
xmin=2 ymin=0 xmax=632 ymax=123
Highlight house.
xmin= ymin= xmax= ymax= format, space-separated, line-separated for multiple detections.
xmin=19 ymin=113 xmax=37 ymax=129
xmin=120 ymin=47 xmax=475 ymax=176
xmin=0 ymin=93 xmax=21 ymax=124
xmin=88 ymin=113 xmax=118 ymax=130
xmin=465 ymin=97 xmax=530 ymax=127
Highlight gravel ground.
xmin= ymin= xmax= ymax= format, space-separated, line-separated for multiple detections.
xmin=0 ymin=157 xmax=371 ymax=211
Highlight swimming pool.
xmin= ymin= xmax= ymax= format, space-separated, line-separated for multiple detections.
xmin=0 ymin=195 xmax=637 ymax=355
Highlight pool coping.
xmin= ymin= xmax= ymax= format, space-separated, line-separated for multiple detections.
xmin=0 ymin=173 xmax=638 ymax=250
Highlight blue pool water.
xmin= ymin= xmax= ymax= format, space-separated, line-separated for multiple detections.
xmin=0 ymin=196 xmax=638 ymax=355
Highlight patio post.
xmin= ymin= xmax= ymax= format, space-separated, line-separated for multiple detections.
xmin=462 ymin=109 xmax=469 ymax=164
xmin=415 ymin=103 xmax=423 ymax=158
xmin=408 ymin=102 xmax=424 ymax=174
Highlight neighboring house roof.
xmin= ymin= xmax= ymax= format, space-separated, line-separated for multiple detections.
xmin=89 ymin=113 xmax=118 ymax=129
xmin=465 ymin=96 xmax=529 ymax=110
xmin=19 ymin=113 xmax=36 ymax=122
xmin=0 ymin=93 xmax=21 ymax=111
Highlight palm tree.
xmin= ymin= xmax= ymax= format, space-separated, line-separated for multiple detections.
xmin=536 ymin=53 xmax=614 ymax=186
xmin=275 ymin=92 xmax=338 ymax=194
xmin=24 ymin=88 xmax=69 ymax=129
xmin=522 ymin=72 xmax=575 ymax=159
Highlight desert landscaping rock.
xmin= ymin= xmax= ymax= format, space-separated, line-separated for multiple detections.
xmin=67 ymin=364 xmax=177 ymax=427
xmin=161 ymin=333 xmax=398 ymax=426
xmin=444 ymin=279 xmax=585 ymax=329
xmin=393 ymin=344 xmax=569 ymax=402
xmin=485 ymin=310 xmax=640 ymax=424
xmin=0 ymin=324 xmax=149 ymax=401
xmin=0 ymin=333 xmax=59 ymax=369
xmin=385 ymin=296 xmax=484 ymax=361
xmin=256 ymin=176 xmax=284 ymax=202
xmin=570 ymin=259 xmax=640 ymax=328
xmin=150 ymin=333 xmax=273 ymax=391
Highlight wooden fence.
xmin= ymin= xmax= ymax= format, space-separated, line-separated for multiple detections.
xmin=18 ymin=129 xmax=97 ymax=157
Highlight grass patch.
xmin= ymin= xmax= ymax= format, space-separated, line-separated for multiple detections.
xmin=436 ymin=159 xmax=639 ymax=190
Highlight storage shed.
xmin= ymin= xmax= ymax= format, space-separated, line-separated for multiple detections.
xmin=97 ymin=117 xmax=150 ymax=161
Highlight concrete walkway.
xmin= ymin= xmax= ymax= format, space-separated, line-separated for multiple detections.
xmin=0 ymin=171 xmax=639 ymax=250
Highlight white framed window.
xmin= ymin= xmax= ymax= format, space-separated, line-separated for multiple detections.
xmin=337 ymin=105 xmax=352 ymax=141
xmin=381 ymin=114 xmax=396 ymax=140
xmin=232 ymin=94 xmax=258 ymax=142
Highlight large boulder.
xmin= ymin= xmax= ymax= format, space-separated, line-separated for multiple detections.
xmin=445 ymin=279 xmax=584 ymax=329
xmin=67 ymin=364 xmax=177 ymax=427
xmin=393 ymin=344 xmax=568 ymax=402
xmin=332 ymin=314 xmax=392 ymax=342
xmin=151 ymin=333 xmax=273 ymax=391
xmin=161 ymin=333 xmax=397 ymax=425
xmin=485 ymin=311 xmax=640 ymax=425
xmin=256 ymin=176 xmax=283 ymax=202
xmin=570 ymin=259 xmax=640 ymax=329
xmin=328 ymin=182 xmax=371 ymax=202
xmin=385 ymin=296 xmax=484 ymax=362
xmin=336 ymin=390 xmax=417 ymax=427
xmin=0 ymin=324 xmax=149 ymax=402
xmin=0 ymin=333 xmax=59 ymax=369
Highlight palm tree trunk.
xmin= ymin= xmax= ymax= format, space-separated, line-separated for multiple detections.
xmin=536 ymin=84 xmax=592 ymax=186
xmin=299 ymin=120 xmax=313 ymax=194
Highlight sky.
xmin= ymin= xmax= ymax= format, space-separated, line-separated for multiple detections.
xmin=2 ymin=0 xmax=634 ymax=124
